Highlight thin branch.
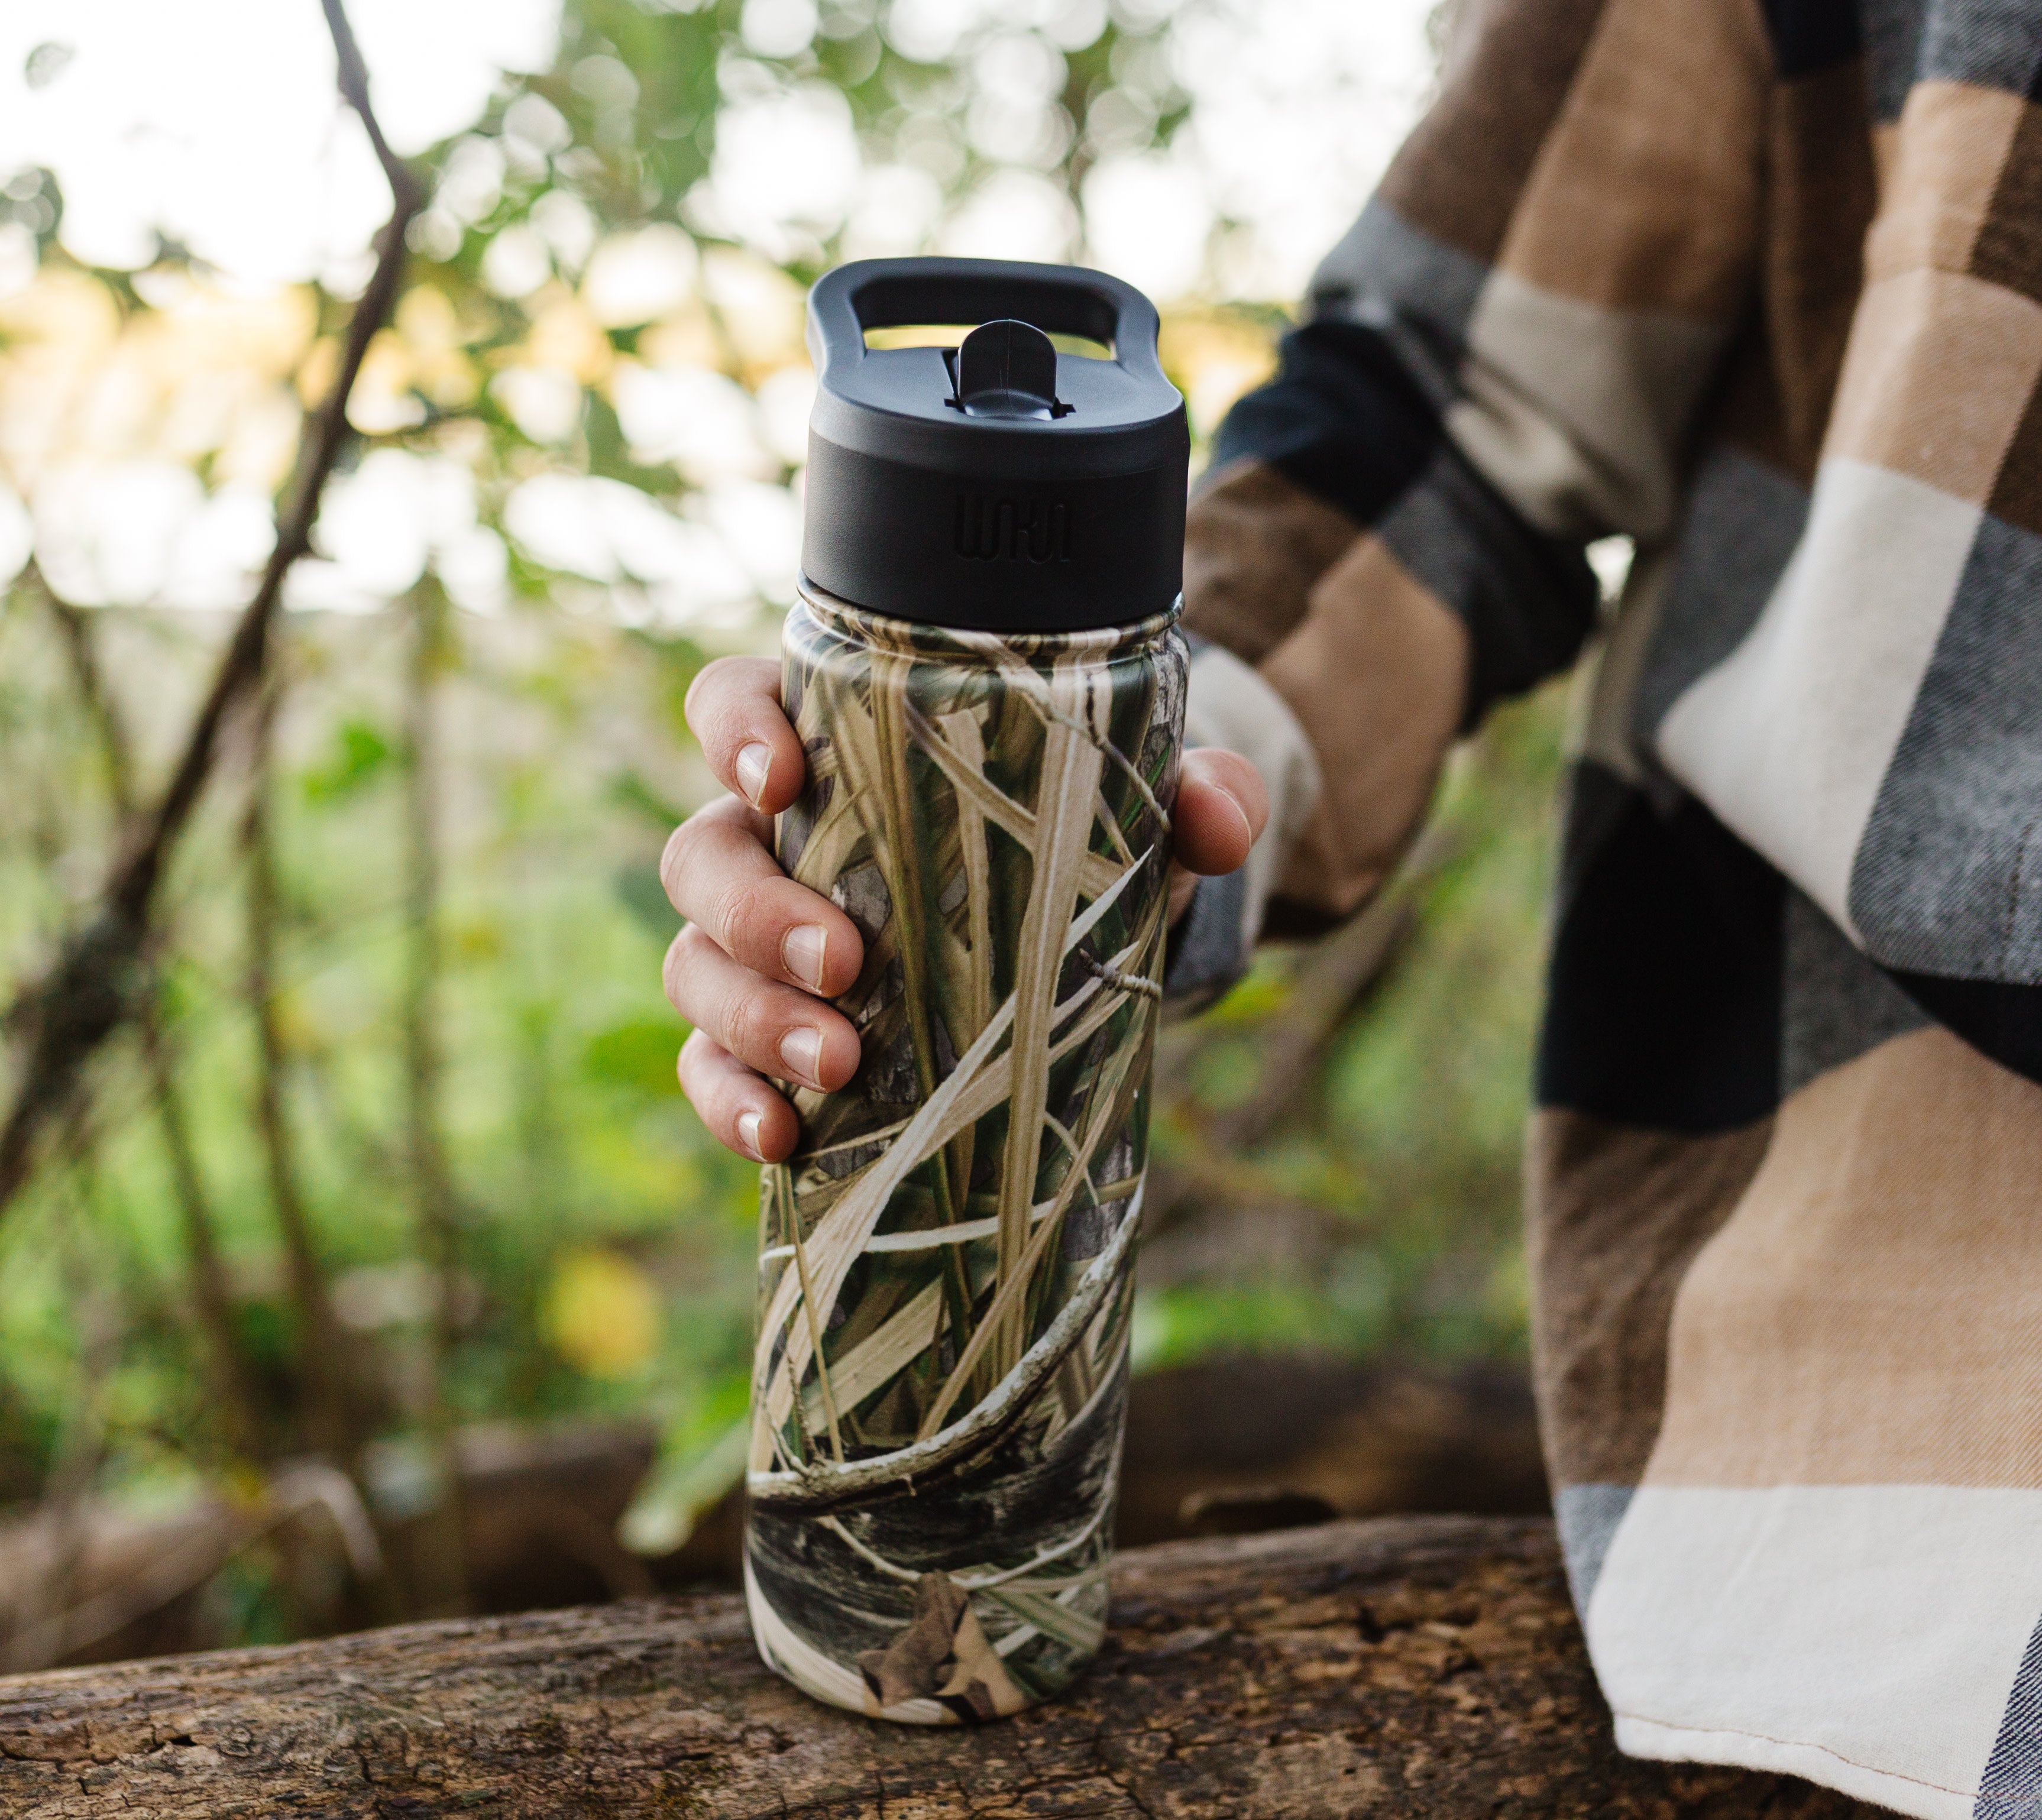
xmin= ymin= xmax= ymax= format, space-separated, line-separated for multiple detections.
xmin=241 ymin=684 xmax=398 ymax=1620
xmin=1142 ymin=822 xmax=1455 ymax=1241
xmin=401 ymin=578 xmax=471 ymax=1618
xmin=748 ymin=1182 xmax=1147 ymax=1515
xmin=243 ymin=686 xmax=358 ymax=1469
xmin=4 ymin=1126 xmax=125 ymax=1673
xmin=781 ymin=1170 xmax=846 ymax=1466
xmin=37 ymin=575 xmax=270 ymax=1465
xmin=138 ymin=1002 xmax=271 ymax=1466
xmin=38 ymin=568 xmax=135 ymax=819
xmin=0 ymin=0 xmax=423 ymax=1216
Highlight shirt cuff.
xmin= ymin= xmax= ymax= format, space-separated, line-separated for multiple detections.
xmin=1166 ymin=637 xmax=1322 ymax=1006
xmin=1162 ymin=867 xmax=1251 ymax=1013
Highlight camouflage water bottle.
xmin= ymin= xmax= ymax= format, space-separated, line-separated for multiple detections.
xmin=744 ymin=258 xmax=1190 ymax=1722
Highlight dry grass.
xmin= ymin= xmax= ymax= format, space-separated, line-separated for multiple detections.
xmin=744 ymin=584 xmax=1185 ymax=1720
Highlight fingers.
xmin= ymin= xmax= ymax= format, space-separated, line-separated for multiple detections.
xmin=664 ymin=924 xmax=862 ymax=1094
xmin=661 ymin=796 xmax=865 ymax=996
xmin=677 ymin=1030 xmax=801 ymax=1162
xmin=684 ymin=655 xmax=806 ymax=814
xmin=1172 ymin=747 xmax=1270 ymax=877
xmin=664 ymin=663 xmax=865 ymax=1163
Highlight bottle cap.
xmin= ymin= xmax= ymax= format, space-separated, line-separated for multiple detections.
xmin=802 ymin=257 xmax=1189 ymax=632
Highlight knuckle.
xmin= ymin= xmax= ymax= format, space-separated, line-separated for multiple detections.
xmin=683 ymin=656 xmax=741 ymax=735
xmin=664 ymin=924 xmax=710 ymax=1000
xmin=677 ymin=1040 xmax=719 ymax=1103
xmin=679 ymin=1021 xmax=732 ymax=1071
xmin=692 ymin=796 xmax=750 ymax=844
xmin=709 ymin=872 xmax=773 ymax=958
xmin=727 ymin=874 xmax=780 ymax=960
xmin=659 ymin=819 xmax=697 ymax=901
xmin=667 ymin=805 xmax=749 ymax=900
xmin=727 ymin=986 xmax=782 ymax=1063
xmin=686 ymin=655 xmax=776 ymax=754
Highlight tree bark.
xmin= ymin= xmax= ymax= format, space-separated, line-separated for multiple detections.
xmin=0 ymin=1515 xmax=1885 ymax=1818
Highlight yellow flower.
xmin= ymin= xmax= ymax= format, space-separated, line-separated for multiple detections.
xmin=542 ymin=1249 xmax=662 ymax=1379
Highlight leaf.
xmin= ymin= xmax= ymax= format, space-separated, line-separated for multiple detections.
xmin=982 ymin=1582 xmax=1106 ymax=1656
xmin=907 ymin=699 xmax=1122 ymax=904
xmin=800 ymin=1278 xmax=943 ymax=1436
xmin=300 ymin=716 xmax=392 ymax=804
xmin=620 ymin=1403 xmax=748 ymax=1557
xmin=581 ymin=1015 xmax=684 ymax=1093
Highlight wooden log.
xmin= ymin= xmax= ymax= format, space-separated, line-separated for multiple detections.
xmin=1117 ymin=1358 xmax=1549 ymax=1544
xmin=0 ymin=1361 xmax=1556 ymax=1672
xmin=0 ymin=1515 xmax=1884 ymax=1819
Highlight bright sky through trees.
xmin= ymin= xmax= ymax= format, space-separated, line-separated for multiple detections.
xmin=0 ymin=0 xmax=1432 ymax=301
xmin=0 ymin=0 xmax=1438 ymax=629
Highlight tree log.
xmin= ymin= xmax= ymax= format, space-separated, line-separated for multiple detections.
xmin=0 ymin=1515 xmax=1882 ymax=1819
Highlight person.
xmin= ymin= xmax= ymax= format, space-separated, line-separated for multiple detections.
xmin=664 ymin=0 xmax=2042 ymax=1808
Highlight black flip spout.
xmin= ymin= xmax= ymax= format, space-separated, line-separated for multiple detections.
xmin=949 ymin=319 xmax=1070 ymax=419
xmin=800 ymin=258 xmax=1189 ymax=633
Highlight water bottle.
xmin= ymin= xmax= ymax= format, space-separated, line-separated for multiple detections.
xmin=744 ymin=258 xmax=1190 ymax=1723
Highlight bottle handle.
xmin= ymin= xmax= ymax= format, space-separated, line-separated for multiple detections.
xmin=806 ymin=257 xmax=1166 ymax=391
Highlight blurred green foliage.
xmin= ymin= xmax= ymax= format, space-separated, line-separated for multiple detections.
xmin=0 ymin=0 xmax=1562 ymax=1648
xmin=1138 ymin=682 xmax=1565 ymax=1371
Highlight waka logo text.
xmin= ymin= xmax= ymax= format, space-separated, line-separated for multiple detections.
xmin=953 ymin=495 xmax=1072 ymax=563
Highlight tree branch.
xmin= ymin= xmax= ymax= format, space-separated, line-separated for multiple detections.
xmin=37 ymin=569 xmax=136 ymax=822
xmin=36 ymin=569 xmax=273 ymax=1465
xmin=0 ymin=1517 xmax=1889 ymax=1816
xmin=241 ymin=686 xmax=358 ymax=1469
xmin=0 ymin=0 xmax=424 ymax=1215
xmin=401 ymin=578 xmax=471 ymax=1618
xmin=238 ymin=689 xmax=401 ymax=1620
xmin=1144 ymin=825 xmax=1452 ymax=1241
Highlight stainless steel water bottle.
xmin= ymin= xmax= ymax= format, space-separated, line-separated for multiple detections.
xmin=743 ymin=258 xmax=1190 ymax=1722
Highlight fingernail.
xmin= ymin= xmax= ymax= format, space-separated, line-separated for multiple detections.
xmin=779 ymin=1025 xmax=823 ymax=1086
xmin=734 ymin=741 xmax=772 ymax=807
xmin=782 ymin=924 xmax=827 ymax=992
xmin=737 ymin=1110 xmax=765 ymax=1160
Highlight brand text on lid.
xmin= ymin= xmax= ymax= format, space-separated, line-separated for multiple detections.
xmin=953 ymin=495 xmax=1073 ymax=563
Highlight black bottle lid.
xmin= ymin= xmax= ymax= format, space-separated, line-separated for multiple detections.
xmin=801 ymin=257 xmax=1189 ymax=633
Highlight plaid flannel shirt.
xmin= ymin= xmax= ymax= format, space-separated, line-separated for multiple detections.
xmin=1178 ymin=1 xmax=2042 ymax=1810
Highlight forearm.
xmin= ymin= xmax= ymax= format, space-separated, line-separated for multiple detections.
xmin=1182 ymin=330 xmax=1598 ymax=934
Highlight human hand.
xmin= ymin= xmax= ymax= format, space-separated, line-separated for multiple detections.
xmin=663 ymin=655 xmax=1268 ymax=1162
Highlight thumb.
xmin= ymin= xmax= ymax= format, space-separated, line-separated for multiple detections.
xmin=1172 ymin=747 xmax=1268 ymax=877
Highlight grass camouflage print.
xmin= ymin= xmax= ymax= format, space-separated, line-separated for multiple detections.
xmin=744 ymin=582 xmax=1186 ymax=1724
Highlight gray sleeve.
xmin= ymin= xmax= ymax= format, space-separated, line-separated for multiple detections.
xmin=1161 ymin=866 xmax=1250 ymax=1014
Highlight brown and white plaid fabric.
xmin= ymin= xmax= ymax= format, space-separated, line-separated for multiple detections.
xmin=1176 ymin=1 xmax=2042 ymax=1810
